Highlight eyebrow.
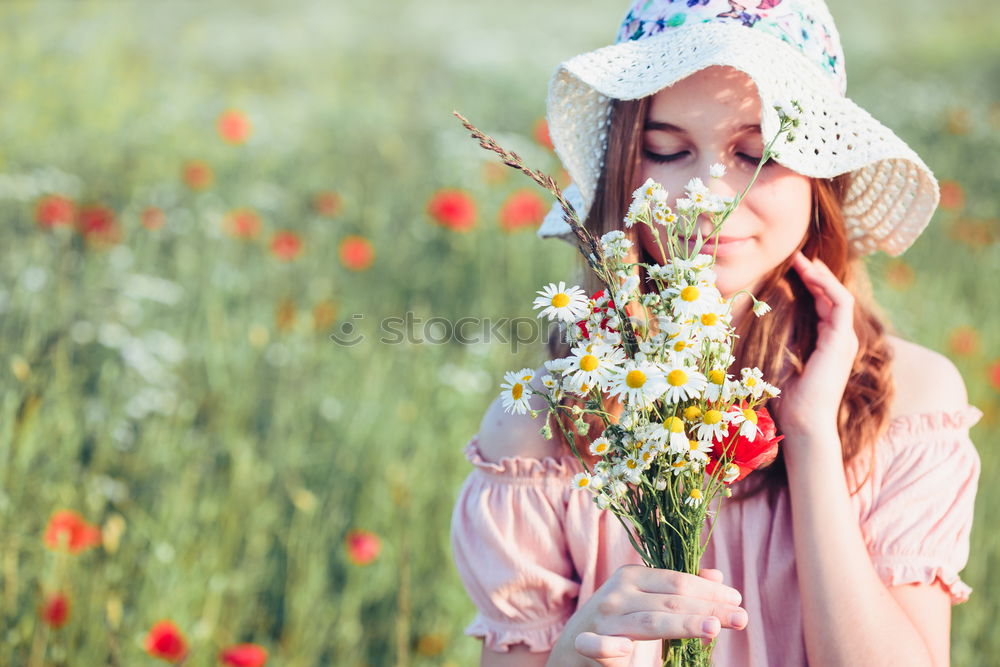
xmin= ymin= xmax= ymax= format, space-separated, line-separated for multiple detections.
xmin=645 ymin=121 xmax=761 ymax=134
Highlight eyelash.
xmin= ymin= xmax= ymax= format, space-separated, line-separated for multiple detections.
xmin=643 ymin=150 xmax=764 ymax=165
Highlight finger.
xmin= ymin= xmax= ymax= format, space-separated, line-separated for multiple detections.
xmin=638 ymin=569 xmax=743 ymax=605
xmin=574 ymin=632 xmax=634 ymax=663
xmin=791 ymin=254 xmax=852 ymax=331
xmin=623 ymin=591 xmax=748 ymax=631
xmin=698 ymin=568 xmax=724 ymax=584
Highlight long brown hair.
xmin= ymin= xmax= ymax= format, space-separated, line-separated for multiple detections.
xmin=547 ymin=96 xmax=897 ymax=502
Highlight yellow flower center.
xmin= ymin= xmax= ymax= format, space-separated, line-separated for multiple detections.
xmin=595 ymin=441 xmax=609 ymax=454
xmin=511 ymin=383 xmax=523 ymax=400
xmin=579 ymin=354 xmax=599 ymax=372
xmin=551 ymin=293 xmax=570 ymax=308
xmin=742 ymin=409 xmax=758 ymax=424
xmin=626 ymin=459 xmax=638 ymax=469
xmin=521 ymin=374 xmax=532 ymax=381
xmin=688 ymin=439 xmax=699 ymax=451
xmin=708 ymin=369 xmax=726 ymax=385
xmin=663 ymin=416 xmax=685 ymax=433
xmin=701 ymin=313 xmax=719 ymax=326
xmin=579 ymin=383 xmax=591 ymax=394
xmin=680 ymin=286 xmax=700 ymax=302
xmin=689 ymin=488 xmax=702 ymax=499
xmin=746 ymin=377 xmax=757 ymax=386
xmin=672 ymin=460 xmax=686 ymax=468
xmin=667 ymin=370 xmax=688 ymax=386
xmin=626 ymin=369 xmax=646 ymax=388
xmin=684 ymin=406 xmax=702 ymax=420
xmin=576 ymin=477 xmax=590 ymax=488
xmin=673 ymin=340 xmax=687 ymax=352
xmin=703 ymin=409 xmax=723 ymax=425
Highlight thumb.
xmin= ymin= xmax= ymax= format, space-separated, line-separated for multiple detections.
xmin=574 ymin=631 xmax=634 ymax=665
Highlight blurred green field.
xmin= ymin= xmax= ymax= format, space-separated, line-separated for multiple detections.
xmin=0 ymin=0 xmax=997 ymax=664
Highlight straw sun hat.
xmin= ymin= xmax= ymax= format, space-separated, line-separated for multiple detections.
xmin=537 ymin=0 xmax=941 ymax=257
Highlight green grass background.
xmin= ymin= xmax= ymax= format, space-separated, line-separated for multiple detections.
xmin=0 ymin=0 xmax=997 ymax=664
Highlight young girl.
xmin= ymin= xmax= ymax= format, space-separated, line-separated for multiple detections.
xmin=451 ymin=1 xmax=982 ymax=665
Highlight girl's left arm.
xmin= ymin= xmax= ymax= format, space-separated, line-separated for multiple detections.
xmin=776 ymin=252 xmax=951 ymax=666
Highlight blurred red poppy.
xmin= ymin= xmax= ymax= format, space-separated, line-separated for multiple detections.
xmin=314 ymin=191 xmax=342 ymax=217
xmin=270 ymin=231 xmax=303 ymax=261
xmin=220 ymin=643 xmax=269 ymax=666
xmin=426 ymin=189 xmax=476 ymax=231
xmin=499 ymin=189 xmax=546 ymax=231
xmin=884 ymin=259 xmax=915 ymax=290
xmin=224 ymin=208 xmax=262 ymax=240
xmin=35 ymin=194 xmax=76 ymax=228
xmin=39 ymin=591 xmax=71 ymax=629
xmin=145 ymin=620 xmax=188 ymax=663
xmin=948 ymin=326 xmax=980 ymax=357
xmin=76 ymin=205 xmax=122 ymax=245
xmin=339 ymin=235 xmax=374 ymax=271
xmin=44 ymin=510 xmax=102 ymax=554
xmin=182 ymin=160 xmax=214 ymax=190
xmin=989 ymin=359 xmax=1000 ymax=393
xmin=217 ymin=109 xmax=252 ymax=145
xmin=533 ymin=117 xmax=553 ymax=150
xmin=939 ymin=180 xmax=965 ymax=211
xmin=346 ymin=529 xmax=381 ymax=565
xmin=705 ymin=403 xmax=783 ymax=484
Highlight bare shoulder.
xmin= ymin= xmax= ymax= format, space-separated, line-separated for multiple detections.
xmin=476 ymin=363 xmax=563 ymax=464
xmin=885 ymin=334 xmax=969 ymax=419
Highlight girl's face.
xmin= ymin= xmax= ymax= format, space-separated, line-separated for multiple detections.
xmin=636 ymin=65 xmax=813 ymax=300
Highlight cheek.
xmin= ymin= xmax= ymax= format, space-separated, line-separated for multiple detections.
xmin=749 ymin=173 xmax=812 ymax=248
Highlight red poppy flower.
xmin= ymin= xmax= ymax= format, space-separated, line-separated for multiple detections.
xmin=533 ymin=117 xmax=554 ymax=151
xmin=499 ymin=189 xmax=546 ymax=231
xmin=314 ymin=191 xmax=342 ymax=217
xmin=76 ymin=205 xmax=122 ymax=245
xmin=44 ymin=510 xmax=102 ymax=554
xmin=989 ymin=359 xmax=1000 ymax=393
xmin=884 ymin=259 xmax=914 ymax=290
xmin=220 ymin=643 xmax=269 ymax=666
xmin=182 ymin=160 xmax=214 ymax=190
xmin=270 ymin=231 xmax=303 ymax=261
xmin=217 ymin=109 xmax=252 ymax=145
xmin=339 ymin=235 xmax=374 ymax=271
xmin=35 ymin=194 xmax=76 ymax=228
xmin=705 ymin=403 xmax=783 ymax=484
xmin=939 ymin=180 xmax=965 ymax=211
xmin=145 ymin=620 xmax=188 ymax=663
xmin=141 ymin=206 xmax=167 ymax=230
xmin=39 ymin=591 xmax=71 ymax=629
xmin=948 ymin=326 xmax=979 ymax=357
xmin=345 ymin=529 xmax=381 ymax=566
xmin=426 ymin=189 xmax=476 ymax=232
xmin=224 ymin=208 xmax=262 ymax=240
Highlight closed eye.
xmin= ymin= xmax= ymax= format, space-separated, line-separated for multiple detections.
xmin=643 ymin=150 xmax=764 ymax=165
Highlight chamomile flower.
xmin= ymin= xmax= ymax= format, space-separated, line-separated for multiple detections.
xmin=541 ymin=374 xmax=559 ymax=390
xmin=615 ymin=274 xmax=640 ymax=306
xmin=659 ymin=362 xmax=708 ymax=404
xmin=533 ymin=282 xmax=589 ymax=323
xmin=663 ymin=330 xmax=703 ymax=366
xmin=589 ymin=435 xmax=613 ymax=457
xmin=666 ymin=281 xmax=720 ymax=320
xmin=670 ymin=456 xmax=690 ymax=476
xmin=761 ymin=380 xmax=781 ymax=398
xmin=661 ymin=416 xmax=690 ymax=455
xmin=634 ymin=177 xmax=670 ymax=205
xmin=607 ymin=359 xmax=668 ymax=407
xmin=607 ymin=478 xmax=629 ymax=499
xmin=499 ymin=368 xmax=535 ymax=414
xmin=703 ymin=368 xmax=730 ymax=402
xmin=709 ymin=163 xmax=727 ymax=178
xmin=684 ymin=487 xmax=704 ymax=508
xmin=572 ymin=471 xmax=596 ymax=491
xmin=729 ymin=406 xmax=762 ymax=441
xmin=600 ymin=230 xmax=633 ymax=260
xmin=596 ymin=493 xmax=613 ymax=510
xmin=740 ymin=367 xmax=766 ymax=400
xmin=694 ymin=309 xmax=729 ymax=342
xmin=653 ymin=475 xmax=668 ymax=491
xmin=565 ymin=340 xmax=626 ymax=392
xmin=694 ymin=408 xmax=729 ymax=441
xmin=752 ymin=298 xmax=772 ymax=317
xmin=686 ymin=438 xmax=713 ymax=465
xmin=722 ymin=462 xmax=741 ymax=484
xmin=617 ymin=454 xmax=644 ymax=484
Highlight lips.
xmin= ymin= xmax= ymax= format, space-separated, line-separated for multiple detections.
xmin=680 ymin=235 xmax=751 ymax=257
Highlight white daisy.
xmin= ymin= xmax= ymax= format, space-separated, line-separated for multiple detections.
xmin=683 ymin=487 xmax=704 ymax=508
xmin=653 ymin=475 xmax=668 ymax=490
xmin=638 ymin=442 xmax=658 ymax=468
xmin=533 ymin=281 xmax=590 ymax=323
xmin=499 ymin=368 xmax=535 ymax=414
xmin=571 ymin=471 xmax=596 ymax=491
xmin=607 ymin=359 xmax=668 ymax=407
xmin=666 ymin=281 xmax=720 ymax=320
xmin=703 ymin=368 xmax=730 ymax=402
xmin=565 ymin=340 xmax=627 ymax=392
xmin=659 ymin=362 xmax=708 ymax=404
xmin=588 ymin=435 xmax=613 ymax=457
xmin=709 ymin=163 xmax=727 ymax=178
xmin=752 ymin=298 xmax=772 ymax=317
xmin=661 ymin=416 xmax=690 ymax=455
xmin=662 ymin=331 xmax=703 ymax=367
xmin=596 ymin=493 xmax=613 ymax=509
xmin=729 ymin=405 xmax=762 ymax=441
xmin=694 ymin=408 xmax=729 ymax=441
xmin=686 ymin=438 xmax=713 ymax=465
xmin=600 ymin=230 xmax=633 ymax=260
xmin=616 ymin=454 xmax=644 ymax=484
xmin=694 ymin=309 xmax=729 ymax=342
xmin=722 ymin=462 xmax=741 ymax=484
xmin=669 ymin=456 xmax=690 ymax=476
xmin=607 ymin=478 xmax=629 ymax=499
xmin=740 ymin=367 xmax=766 ymax=400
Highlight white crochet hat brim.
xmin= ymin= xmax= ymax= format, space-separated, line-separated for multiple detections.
xmin=538 ymin=21 xmax=939 ymax=257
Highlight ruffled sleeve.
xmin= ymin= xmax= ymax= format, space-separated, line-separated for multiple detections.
xmin=860 ymin=405 xmax=983 ymax=605
xmin=449 ymin=434 xmax=585 ymax=653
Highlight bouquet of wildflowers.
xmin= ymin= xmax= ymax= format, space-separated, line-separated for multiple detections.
xmin=454 ymin=100 xmax=801 ymax=666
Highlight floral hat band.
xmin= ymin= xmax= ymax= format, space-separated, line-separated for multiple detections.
xmin=615 ymin=0 xmax=846 ymax=97
xmin=538 ymin=0 xmax=941 ymax=258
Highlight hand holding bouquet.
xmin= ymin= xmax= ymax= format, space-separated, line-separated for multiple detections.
xmin=454 ymin=100 xmax=801 ymax=665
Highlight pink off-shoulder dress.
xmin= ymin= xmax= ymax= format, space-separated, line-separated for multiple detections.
xmin=450 ymin=405 xmax=983 ymax=666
